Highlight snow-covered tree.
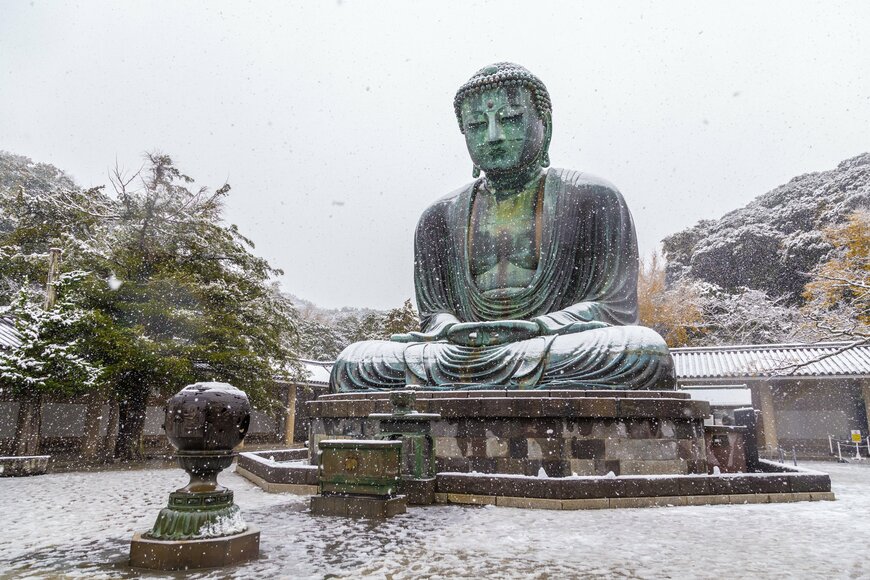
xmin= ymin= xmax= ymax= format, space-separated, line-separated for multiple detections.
xmin=638 ymin=254 xmax=813 ymax=347
xmin=694 ymin=285 xmax=813 ymax=346
xmin=0 ymin=272 xmax=103 ymax=454
xmin=293 ymin=297 xmax=420 ymax=360
xmin=0 ymin=272 xmax=101 ymax=395
xmin=1 ymin=151 xmax=303 ymax=460
xmin=293 ymin=316 xmax=346 ymax=360
xmin=0 ymin=151 xmax=112 ymax=302
xmin=82 ymin=153 xmax=303 ymax=459
xmin=381 ymin=299 xmax=419 ymax=337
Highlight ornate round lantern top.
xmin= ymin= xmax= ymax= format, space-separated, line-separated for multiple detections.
xmin=164 ymin=382 xmax=251 ymax=452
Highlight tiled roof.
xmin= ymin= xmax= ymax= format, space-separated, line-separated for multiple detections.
xmin=671 ymin=341 xmax=870 ymax=379
xmin=300 ymin=359 xmax=332 ymax=385
xmin=0 ymin=317 xmax=22 ymax=350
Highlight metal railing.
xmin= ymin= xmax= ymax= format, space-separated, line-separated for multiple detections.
xmin=828 ymin=434 xmax=870 ymax=462
xmin=759 ymin=446 xmax=799 ymax=466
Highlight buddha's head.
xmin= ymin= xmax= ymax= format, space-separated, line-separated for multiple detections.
xmin=454 ymin=63 xmax=552 ymax=180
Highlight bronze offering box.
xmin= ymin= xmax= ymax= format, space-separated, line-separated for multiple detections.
xmin=311 ymin=439 xmax=407 ymax=518
xmin=318 ymin=439 xmax=402 ymax=496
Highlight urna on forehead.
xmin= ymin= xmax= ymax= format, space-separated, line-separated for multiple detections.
xmin=453 ymin=62 xmax=552 ymax=130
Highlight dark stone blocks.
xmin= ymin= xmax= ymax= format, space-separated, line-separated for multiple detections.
xmin=561 ymin=478 xmax=618 ymax=499
xmin=602 ymin=460 xmax=621 ymax=476
xmin=467 ymin=458 xmax=498 ymax=473
xmin=309 ymin=391 xmax=711 ymax=477
xmin=310 ymin=495 xmax=407 ymax=518
xmin=677 ymin=476 xmax=711 ymax=496
xmin=618 ymin=398 xmax=709 ymax=419
xmin=434 ymin=466 xmax=831 ymax=502
xmin=311 ymin=392 xmax=699 ymax=420
xmin=611 ymin=476 xmax=680 ymax=498
xmin=400 ymin=478 xmax=436 ymax=505
xmin=789 ymin=474 xmax=831 ymax=493
xmin=508 ymin=438 xmax=526 ymax=459
xmin=571 ymin=439 xmax=604 ymax=459
xmin=435 ymin=457 xmax=468 ymax=473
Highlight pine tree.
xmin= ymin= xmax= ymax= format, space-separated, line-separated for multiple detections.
xmin=88 ymin=153 xmax=302 ymax=459
xmin=381 ymin=299 xmax=419 ymax=337
xmin=0 ymin=152 xmax=302 ymax=460
xmin=0 ymin=272 xmax=103 ymax=454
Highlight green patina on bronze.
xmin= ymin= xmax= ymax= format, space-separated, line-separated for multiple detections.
xmin=318 ymin=440 xmax=402 ymax=497
xmin=149 ymin=490 xmax=241 ymax=540
xmin=330 ymin=63 xmax=677 ymax=392
xmin=371 ymin=391 xmax=440 ymax=480
xmin=147 ymin=451 xmax=241 ymax=541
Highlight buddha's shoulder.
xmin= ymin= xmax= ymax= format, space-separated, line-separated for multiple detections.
xmin=549 ymin=168 xmax=621 ymax=195
xmin=419 ymin=182 xmax=475 ymax=219
xmin=435 ymin=182 xmax=474 ymax=203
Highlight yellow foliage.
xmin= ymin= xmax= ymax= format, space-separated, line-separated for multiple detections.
xmin=803 ymin=210 xmax=869 ymax=325
xmin=637 ymin=253 xmax=704 ymax=347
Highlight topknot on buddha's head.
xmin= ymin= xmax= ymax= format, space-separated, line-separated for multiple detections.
xmin=453 ymin=63 xmax=552 ymax=132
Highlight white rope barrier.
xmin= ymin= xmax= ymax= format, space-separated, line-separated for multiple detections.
xmin=830 ymin=435 xmax=868 ymax=461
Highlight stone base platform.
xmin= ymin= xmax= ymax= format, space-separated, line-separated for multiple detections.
xmin=235 ymin=448 xmax=318 ymax=494
xmin=237 ymin=389 xmax=833 ymax=512
xmin=401 ymin=477 xmax=436 ymax=505
xmin=129 ymin=527 xmax=260 ymax=570
xmin=438 ymin=490 xmax=836 ymax=510
xmin=435 ymin=459 xmax=833 ymax=509
xmin=308 ymin=390 xmax=712 ymax=477
xmin=310 ymin=494 xmax=407 ymax=518
xmin=0 ymin=455 xmax=50 ymax=477
xmin=238 ymin=450 xmax=833 ymax=510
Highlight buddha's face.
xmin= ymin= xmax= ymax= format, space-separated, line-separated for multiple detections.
xmin=459 ymin=85 xmax=547 ymax=176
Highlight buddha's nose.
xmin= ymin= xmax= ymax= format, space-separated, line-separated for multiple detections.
xmin=486 ymin=114 xmax=504 ymax=143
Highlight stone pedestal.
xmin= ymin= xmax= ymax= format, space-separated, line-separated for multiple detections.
xmin=310 ymin=495 xmax=407 ymax=518
xmin=734 ymin=408 xmax=760 ymax=471
xmin=369 ymin=391 xmax=440 ymax=504
xmin=307 ymin=390 xmax=711 ymax=477
xmin=130 ymin=528 xmax=260 ymax=571
xmin=0 ymin=455 xmax=50 ymax=477
xmin=754 ymin=382 xmax=779 ymax=449
xmin=704 ymin=425 xmax=748 ymax=473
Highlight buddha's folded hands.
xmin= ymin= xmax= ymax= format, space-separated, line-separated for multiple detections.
xmin=446 ymin=320 xmax=540 ymax=347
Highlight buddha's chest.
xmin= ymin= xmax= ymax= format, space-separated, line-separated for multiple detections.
xmin=468 ymin=186 xmax=542 ymax=291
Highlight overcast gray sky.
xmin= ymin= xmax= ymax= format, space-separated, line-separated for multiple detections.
xmin=2 ymin=1 xmax=868 ymax=309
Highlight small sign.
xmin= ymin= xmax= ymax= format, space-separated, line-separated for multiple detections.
xmin=851 ymin=430 xmax=862 ymax=443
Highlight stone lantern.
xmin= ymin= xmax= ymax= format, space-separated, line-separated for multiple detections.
xmin=130 ymin=382 xmax=260 ymax=571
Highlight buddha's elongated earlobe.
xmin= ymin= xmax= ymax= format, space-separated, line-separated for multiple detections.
xmin=472 ymin=165 xmax=481 ymax=178
xmin=540 ymin=115 xmax=553 ymax=169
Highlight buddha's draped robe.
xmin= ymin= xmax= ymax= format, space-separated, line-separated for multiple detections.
xmin=330 ymin=169 xmax=676 ymax=392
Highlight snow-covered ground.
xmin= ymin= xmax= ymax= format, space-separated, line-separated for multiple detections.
xmin=1 ymin=461 xmax=867 ymax=579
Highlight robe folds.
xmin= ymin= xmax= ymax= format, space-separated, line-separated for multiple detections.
xmin=330 ymin=168 xmax=676 ymax=392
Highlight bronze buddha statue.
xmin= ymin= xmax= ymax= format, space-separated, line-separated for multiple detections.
xmin=330 ymin=63 xmax=676 ymax=392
